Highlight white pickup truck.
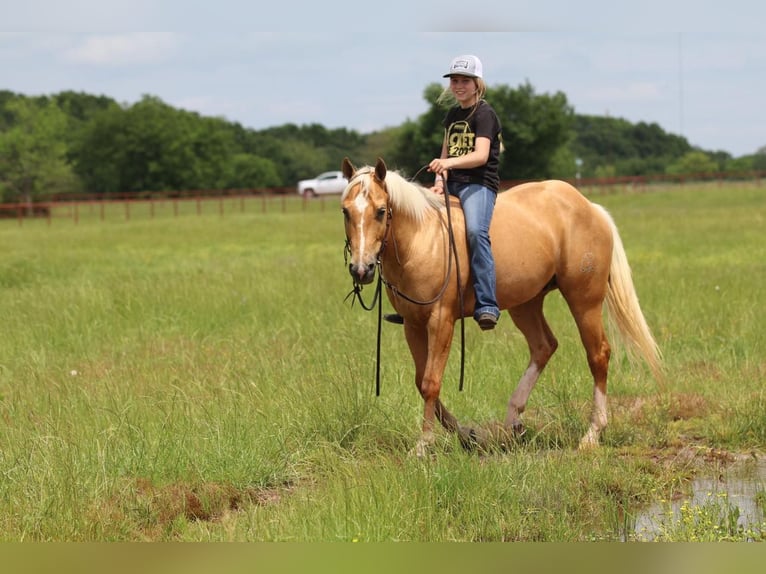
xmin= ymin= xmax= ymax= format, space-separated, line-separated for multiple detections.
xmin=296 ymin=171 xmax=348 ymax=198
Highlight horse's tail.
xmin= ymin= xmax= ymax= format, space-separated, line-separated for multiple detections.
xmin=595 ymin=204 xmax=663 ymax=382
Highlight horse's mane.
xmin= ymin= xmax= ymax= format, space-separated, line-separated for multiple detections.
xmin=343 ymin=166 xmax=445 ymax=222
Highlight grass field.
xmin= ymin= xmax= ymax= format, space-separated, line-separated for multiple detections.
xmin=1 ymin=183 xmax=764 ymax=541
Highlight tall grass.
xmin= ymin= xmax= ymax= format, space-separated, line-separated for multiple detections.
xmin=0 ymin=184 xmax=764 ymax=541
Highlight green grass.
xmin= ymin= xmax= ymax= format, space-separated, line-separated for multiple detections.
xmin=0 ymin=184 xmax=764 ymax=541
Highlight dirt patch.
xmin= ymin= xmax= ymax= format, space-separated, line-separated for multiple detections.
xmin=609 ymin=392 xmax=711 ymax=424
xmin=92 ymin=477 xmax=291 ymax=539
xmin=619 ymin=443 xmax=757 ymax=487
xmin=132 ymin=478 xmax=279 ymax=523
xmin=667 ymin=393 xmax=711 ymax=421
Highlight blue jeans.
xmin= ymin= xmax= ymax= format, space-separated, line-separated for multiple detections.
xmin=447 ymin=181 xmax=500 ymax=321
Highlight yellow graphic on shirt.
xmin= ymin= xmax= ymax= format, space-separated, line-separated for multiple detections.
xmin=447 ymin=121 xmax=474 ymax=157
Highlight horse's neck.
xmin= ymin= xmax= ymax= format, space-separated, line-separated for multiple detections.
xmin=383 ymin=208 xmax=454 ymax=271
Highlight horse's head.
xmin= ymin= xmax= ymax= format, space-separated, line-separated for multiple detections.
xmin=340 ymin=157 xmax=391 ymax=285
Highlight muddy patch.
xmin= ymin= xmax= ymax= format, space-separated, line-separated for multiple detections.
xmin=632 ymin=452 xmax=766 ymax=541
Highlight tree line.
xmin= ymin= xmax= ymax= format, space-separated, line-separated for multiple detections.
xmin=1 ymin=85 xmax=764 ymax=204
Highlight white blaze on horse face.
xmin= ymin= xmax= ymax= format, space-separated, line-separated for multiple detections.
xmin=351 ymin=192 xmax=369 ymax=263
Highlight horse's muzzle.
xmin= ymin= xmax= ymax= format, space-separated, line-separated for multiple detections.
xmin=349 ymin=262 xmax=376 ymax=285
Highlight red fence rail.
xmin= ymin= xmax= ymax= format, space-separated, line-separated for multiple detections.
xmin=0 ymin=192 xmax=342 ymax=225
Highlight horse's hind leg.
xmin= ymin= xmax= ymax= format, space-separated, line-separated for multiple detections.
xmin=504 ymin=295 xmax=558 ymax=434
xmin=567 ymin=301 xmax=611 ymax=449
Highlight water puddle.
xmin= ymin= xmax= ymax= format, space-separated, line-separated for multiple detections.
xmin=632 ymin=455 xmax=766 ymax=541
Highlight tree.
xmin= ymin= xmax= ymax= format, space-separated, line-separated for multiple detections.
xmin=52 ymin=90 xmax=117 ymax=123
xmin=0 ymin=90 xmax=20 ymax=129
xmin=387 ymin=84 xmax=450 ymax=181
xmin=221 ymin=154 xmax=281 ymax=189
xmin=724 ymin=155 xmax=753 ymax=173
xmin=352 ymin=126 xmax=401 ymax=169
xmin=0 ymin=98 xmax=80 ymax=205
xmin=68 ymin=103 xmax=126 ymax=194
xmin=490 ymin=81 xmax=574 ymax=179
xmin=3 ymin=85 xmax=751 ymax=199
xmin=249 ymin=131 xmax=334 ymax=186
xmin=665 ymin=151 xmax=718 ymax=176
xmin=571 ymin=115 xmax=692 ymax=177
xmin=256 ymin=123 xmax=369 ymax=184
xmin=547 ymin=139 xmax=578 ymax=180
xmin=73 ymin=95 xmax=239 ymax=194
xmin=752 ymin=146 xmax=766 ymax=171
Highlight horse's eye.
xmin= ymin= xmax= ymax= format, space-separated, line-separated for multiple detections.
xmin=342 ymin=207 xmax=350 ymax=221
xmin=376 ymin=207 xmax=387 ymax=221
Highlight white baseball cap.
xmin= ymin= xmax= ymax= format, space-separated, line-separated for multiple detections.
xmin=443 ymin=55 xmax=483 ymax=79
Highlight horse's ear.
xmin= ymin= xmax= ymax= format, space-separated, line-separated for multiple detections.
xmin=341 ymin=157 xmax=356 ymax=179
xmin=374 ymin=157 xmax=387 ymax=182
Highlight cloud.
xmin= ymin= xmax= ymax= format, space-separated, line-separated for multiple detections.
xmin=62 ymin=33 xmax=181 ymax=66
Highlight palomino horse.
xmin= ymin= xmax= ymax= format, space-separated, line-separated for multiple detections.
xmin=340 ymin=157 xmax=661 ymax=456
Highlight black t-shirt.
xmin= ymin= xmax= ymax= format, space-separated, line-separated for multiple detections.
xmin=443 ymin=100 xmax=502 ymax=192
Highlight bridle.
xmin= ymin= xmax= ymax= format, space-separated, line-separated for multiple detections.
xmin=343 ymin=170 xmax=466 ymax=396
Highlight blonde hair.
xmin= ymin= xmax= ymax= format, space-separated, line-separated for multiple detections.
xmin=436 ymin=77 xmax=487 ymax=111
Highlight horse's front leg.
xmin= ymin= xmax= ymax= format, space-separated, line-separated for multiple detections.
xmin=404 ymin=318 xmax=455 ymax=457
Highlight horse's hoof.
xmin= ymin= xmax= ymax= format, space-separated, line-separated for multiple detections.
xmin=578 ymin=429 xmax=601 ymax=450
xmin=411 ymin=434 xmax=436 ymax=458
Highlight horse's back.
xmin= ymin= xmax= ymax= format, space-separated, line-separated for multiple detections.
xmin=490 ymin=179 xmax=613 ymax=305
xmin=497 ymin=179 xmax=592 ymax=213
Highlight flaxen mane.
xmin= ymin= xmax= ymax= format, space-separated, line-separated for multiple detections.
xmin=342 ymin=166 xmax=445 ymax=223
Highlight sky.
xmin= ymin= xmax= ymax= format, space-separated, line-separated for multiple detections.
xmin=2 ymin=1 xmax=765 ymax=158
